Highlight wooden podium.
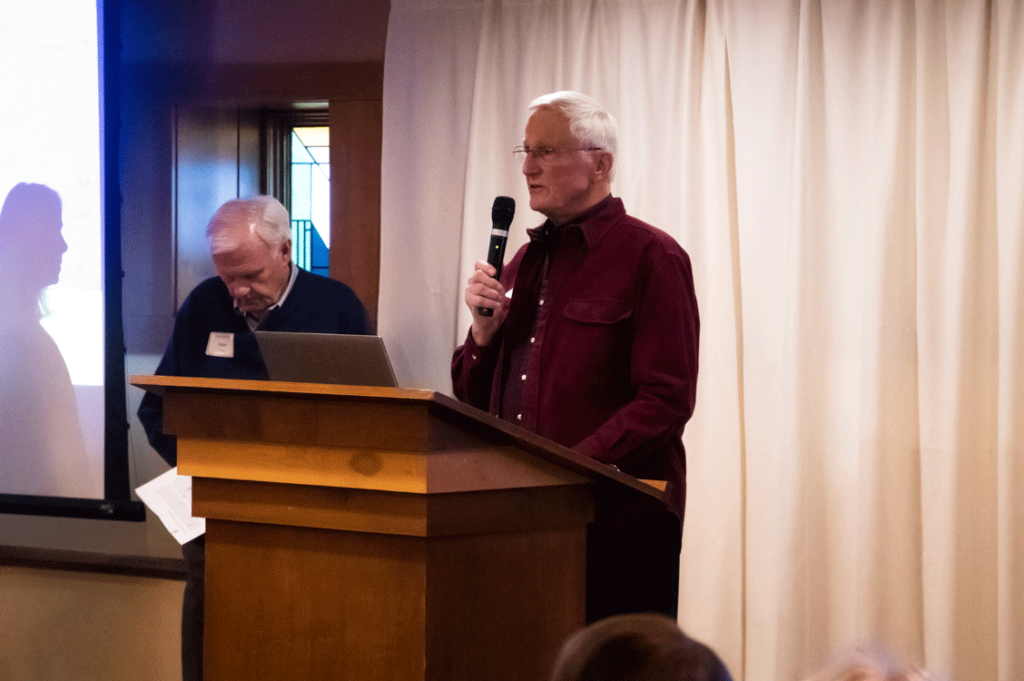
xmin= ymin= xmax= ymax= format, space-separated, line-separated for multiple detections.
xmin=131 ymin=376 xmax=665 ymax=681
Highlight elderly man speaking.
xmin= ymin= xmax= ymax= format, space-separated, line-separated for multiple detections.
xmin=138 ymin=195 xmax=368 ymax=681
xmin=453 ymin=92 xmax=700 ymax=623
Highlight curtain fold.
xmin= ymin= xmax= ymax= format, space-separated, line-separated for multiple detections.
xmin=994 ymin=2 xmax=1024 ymax=677
xmin=380 ymin=2 xmax=1024 ymax=679
xmin=380 ymin=0 xmax=486 ymax=391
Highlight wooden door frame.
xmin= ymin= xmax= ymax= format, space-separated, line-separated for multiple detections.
xmin=130 ymin=61 xmax=384 ymax=328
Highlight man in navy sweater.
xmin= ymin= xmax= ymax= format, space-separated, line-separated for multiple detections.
xmin=138 ymin=195 xmax=368 ymax=681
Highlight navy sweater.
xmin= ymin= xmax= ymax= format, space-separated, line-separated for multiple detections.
xmin=138 ymin=268 xmax=369 ymax=465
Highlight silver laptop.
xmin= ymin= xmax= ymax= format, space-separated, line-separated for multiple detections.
xmin=254 ymin=331 xmax=399 ymax=387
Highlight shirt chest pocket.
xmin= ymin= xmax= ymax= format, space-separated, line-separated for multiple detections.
xmin=561 ymin=298 xmax=633 ymax=325
xmin=555 ymin=298 xmax=633 ymax=387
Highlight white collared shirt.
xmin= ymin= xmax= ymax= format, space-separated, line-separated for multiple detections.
xmin=236 ymin=262 xmax=299 ymax=331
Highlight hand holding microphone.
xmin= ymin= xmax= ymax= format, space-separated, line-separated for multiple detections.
xmin=476 ymin=196 xmax=514 ymax=317
xmin=466 ymin=196 xmax=514 ymax=347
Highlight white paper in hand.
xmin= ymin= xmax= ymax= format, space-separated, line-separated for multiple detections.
xmin=135 ymin=467 xmax=206 ymax=544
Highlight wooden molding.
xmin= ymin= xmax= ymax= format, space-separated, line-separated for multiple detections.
xmin=0 ymin=545 xmax=186 ymax=581
xmin=122 ymin=60 xmax=384 ymax=105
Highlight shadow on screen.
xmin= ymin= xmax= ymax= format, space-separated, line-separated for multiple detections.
xmin=0 ymin=182 xmax=99 ymax=498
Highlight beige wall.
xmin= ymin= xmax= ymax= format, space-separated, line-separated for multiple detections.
xmin=0 ymin=567 xmax=182 ymax=681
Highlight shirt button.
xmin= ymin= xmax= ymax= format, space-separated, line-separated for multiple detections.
xmin=517 ymin=414 xmax=522 ymax=420
xmin=530 ymin=337 xmax=536 ymax=343
xmin=472 ymin=354 xmax=478 ymax=361
xmin=539 ymin=299 xmax=545 ymax=305
xmin=521 ymin=374 xmax=527 ymax=380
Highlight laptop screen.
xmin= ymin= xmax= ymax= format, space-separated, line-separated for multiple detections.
xmin=254 ymin=331 xmax=399 ymax=388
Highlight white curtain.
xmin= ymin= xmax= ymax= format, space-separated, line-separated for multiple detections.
xmin=379 ymin=1 xmax=1024 ymax=680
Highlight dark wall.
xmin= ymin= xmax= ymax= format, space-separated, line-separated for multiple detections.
xmin=121 ymin=0 xmax=390 ymax=354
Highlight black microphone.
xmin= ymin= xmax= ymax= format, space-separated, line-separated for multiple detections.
xmin=478 ymin=196 xmax=515 ymax=317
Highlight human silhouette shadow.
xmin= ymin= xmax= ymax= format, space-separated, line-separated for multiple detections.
xmin=0 ymin=182 xmax=94 ymax=497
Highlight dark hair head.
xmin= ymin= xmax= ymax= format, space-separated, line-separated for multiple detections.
xmin=551 ymin=614 xmax=733 ymax=681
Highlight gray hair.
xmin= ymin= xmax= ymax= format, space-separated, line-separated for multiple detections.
xmin=529 ymin=91 xmax=618 ymax=180
xmin=206 ymin=196 xmax=291 ymax=254
xmin=806 ymin=645 xmax=936 ymax=681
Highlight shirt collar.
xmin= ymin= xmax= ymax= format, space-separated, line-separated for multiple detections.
xmin=276 ymin=261 xmax=299 ymax=308
xmin=234 ymin=262 xmax=299 ymax=328
xmin=527 ymin=194 xmax=621 ymax=250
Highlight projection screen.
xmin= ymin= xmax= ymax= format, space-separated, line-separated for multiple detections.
xmin=0 ymin=0 xmax=138 ymax=519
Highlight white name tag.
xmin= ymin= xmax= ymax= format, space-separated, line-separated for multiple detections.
xmin=206 ymin=332 xmax=234 ymax=358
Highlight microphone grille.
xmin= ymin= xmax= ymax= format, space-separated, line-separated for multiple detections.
xmin=492 ymin=196 xmax=515 ymax=223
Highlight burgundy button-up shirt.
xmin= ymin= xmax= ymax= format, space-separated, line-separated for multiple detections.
xmin=452 ymin=196 xmax=699 ymax=522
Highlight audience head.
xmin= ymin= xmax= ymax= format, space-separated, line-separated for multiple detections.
xmin=550 ymin=613 xmax=734 ymax=681
xmin=805 ymin=644 xmax=936 ymax=681
xmin=205 ymin=195 xmax=293 ymax=320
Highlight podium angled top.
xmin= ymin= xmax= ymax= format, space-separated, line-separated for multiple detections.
xmin=131 ymin=374 xmax=434 ymax=402
xmin=129 ymin=375 xmax=665 ymax=512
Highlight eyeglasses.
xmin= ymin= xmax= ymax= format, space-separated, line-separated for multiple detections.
xmin=512 ymin=145 xmax=603 ymax=165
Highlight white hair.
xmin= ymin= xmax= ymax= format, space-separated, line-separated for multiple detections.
xmin=206 ymin=196 xmax=291 ymax=254
xmin=529 ymin=91 xmax=618 ymax=180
